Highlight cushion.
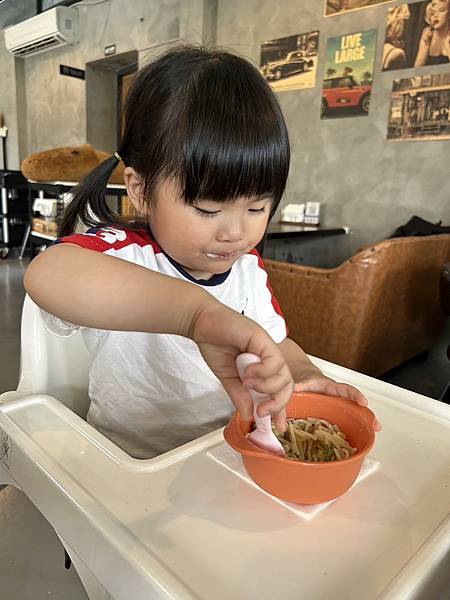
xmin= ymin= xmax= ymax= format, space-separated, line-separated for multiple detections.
xmin=21 ymin=144 xmax=124 ymax=185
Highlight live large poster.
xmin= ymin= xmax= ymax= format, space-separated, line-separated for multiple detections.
xmin=382 ymin=2 xmax=450 ymax=71
xmin=260 ymin=31 xmax=319 ymax=92
xmin=387 ymin=72 xmax=450 ymax=141
xmin=321 ymin=29 xmax=377 ymax=119
xmin=325 ymin=0 xmax=394 ymax=17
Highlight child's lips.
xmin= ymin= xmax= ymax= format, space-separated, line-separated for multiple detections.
xmin=206 ymin=250 xmax=243 ymax=260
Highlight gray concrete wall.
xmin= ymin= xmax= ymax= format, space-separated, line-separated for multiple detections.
xmin=1 ymin=0 xmax=449 ymax=248
xmin=0 ymin=30 xmax=20 ymax=169
xmin=0 ymin=0 xmax=209 ymax=166
xmin=22 ymin=0 xmax=186 ymax=155
xmin=216 ymin=0 xmax=450 ymax=249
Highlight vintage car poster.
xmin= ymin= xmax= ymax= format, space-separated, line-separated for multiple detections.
xmin=321 ymin=29 xmax=377 ymax=119
xmin=387 ymin=72 xmax=450 ymax=141
xmin=382 ymin=2 xmax=450 ymax=71
xmin=260 ymin=31 xmax=319 ymax=92
xmin=325 ymin=0 xmax=394 ymax=17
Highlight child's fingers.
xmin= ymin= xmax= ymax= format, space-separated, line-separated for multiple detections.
xmin=373 ymin=419 xmax=383 ymax=432
xmin=295 ymin=378 xmax=381 ymax=431
xmin=273 ymin=407 xmax=287 ymax=433
xmin=327 ymin=382 xmax=368 ymax=406
xmin=243 ymin=353 xmax=285 ymax=380
xmin=296 ymin=378 xmax=368 ymax=407
xmin=256 ymin=380 xmax=293 ymax=425
xmin=244 ymin=370 xmax=292 ymax=396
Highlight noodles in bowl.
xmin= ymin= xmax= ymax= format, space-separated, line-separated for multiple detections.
xmin=272 ymin=417 xmax=357 ymax=462
xmin=224 ymin=392 xmax=377 ymax=504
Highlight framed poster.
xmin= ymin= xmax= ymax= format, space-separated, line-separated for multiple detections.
xmin=387 ymin=72 xmax=450 ymax=141
xmin=382 ymin=2 xmax=450 ymax=71
xmin=260 ymin=31 xmax=319 ymax=92
xmin=325 ymin=0 xmax=394 ymax=17
xmin=321 ymin=29 xmax=377 ymax=118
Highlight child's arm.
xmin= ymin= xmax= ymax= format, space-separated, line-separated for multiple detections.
xmin=25 ymin=244 xmax=212 ymax=337
xmin=276 ymin=337 xmax=323 ymax=381
xmin=24 ymin=244 xmax=293 ymax=430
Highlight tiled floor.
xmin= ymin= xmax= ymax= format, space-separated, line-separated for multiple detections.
xmin=0 ymin=257 xmax=449 ymax=599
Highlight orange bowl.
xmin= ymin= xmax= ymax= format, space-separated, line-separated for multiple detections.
xmin=223 ymin=392 xmax=376 ymax=504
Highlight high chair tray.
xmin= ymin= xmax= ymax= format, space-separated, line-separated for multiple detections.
xmin=0 ymin=358 xmax=449 ymax=600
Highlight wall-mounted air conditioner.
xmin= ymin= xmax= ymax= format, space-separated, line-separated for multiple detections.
xmin=4 ymin=6 xmax=79 ymax=59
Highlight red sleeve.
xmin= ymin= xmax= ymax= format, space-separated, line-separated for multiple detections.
xmin=57 ymin=226 xmax=160 ymax=253
xmin=249 ymin=248 xmax=289 ymax=336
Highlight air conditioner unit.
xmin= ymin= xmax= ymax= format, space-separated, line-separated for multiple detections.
xmin=4 ymin=7 xmax=79 ymax=59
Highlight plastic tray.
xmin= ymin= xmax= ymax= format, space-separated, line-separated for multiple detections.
xmin=0 ymin=358 xmax=449 ymax=600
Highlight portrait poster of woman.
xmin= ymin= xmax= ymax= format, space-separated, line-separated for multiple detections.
xmin=382 ymin=1 xmax=450 ymax=71
xmin=325 ymin=0 xmax=394 ymax=17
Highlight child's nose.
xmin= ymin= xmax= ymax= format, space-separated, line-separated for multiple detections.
xmin=216 ymin=221 xmax=244 ymax=242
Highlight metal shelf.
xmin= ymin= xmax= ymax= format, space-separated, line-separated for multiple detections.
xmin=20 ymin=179 xmax=127 ymax=259
xmin=0 ymin=170 xmax=30 ymax=255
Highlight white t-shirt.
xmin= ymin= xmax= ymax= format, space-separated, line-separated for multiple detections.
xmin=43 ymin=225 xmax=287 ymax=458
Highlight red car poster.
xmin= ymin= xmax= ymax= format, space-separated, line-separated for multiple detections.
xmin=321 ymin=29 xmax=377 ymax=119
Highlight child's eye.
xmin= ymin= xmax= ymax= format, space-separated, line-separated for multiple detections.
xmin=193 ymin=207 xmax=221 ymax=217
xmin=248 ymin=207 xmax=266 ymax=214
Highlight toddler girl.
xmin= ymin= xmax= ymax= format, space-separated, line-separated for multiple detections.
xmin=25 ymin=45 xmax=379 ymax=458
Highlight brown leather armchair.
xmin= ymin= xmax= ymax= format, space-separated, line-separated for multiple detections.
xmin=264 ymin=235 xmax=450 ymax=376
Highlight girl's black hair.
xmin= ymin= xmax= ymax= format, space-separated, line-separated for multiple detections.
xmin=61 ymin=44 xmax=290 ymax=236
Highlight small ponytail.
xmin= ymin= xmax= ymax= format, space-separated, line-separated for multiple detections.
xmin=60 ymin=153 xmax=123 ymax=236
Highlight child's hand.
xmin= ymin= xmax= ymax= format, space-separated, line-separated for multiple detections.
xmin=191 ymin=300 xmax=293 ymax=432
xmin=294 ymin=375 xmax=382 ymax=432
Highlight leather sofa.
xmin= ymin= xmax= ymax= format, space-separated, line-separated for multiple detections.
xmin=264 ymin=234 xmax=450 ymax=376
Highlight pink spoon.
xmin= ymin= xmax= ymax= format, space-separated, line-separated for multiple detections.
xmin=236 ymin=353 xmax=285 ymax=456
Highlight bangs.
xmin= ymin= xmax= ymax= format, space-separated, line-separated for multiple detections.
xmin=157 ymin=53 xmax=290 ymax=208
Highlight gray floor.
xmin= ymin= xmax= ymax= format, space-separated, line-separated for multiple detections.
xmin=0 ymin=258 xmax=449 ymax=599
xmin=0 ymin=259 xmax=89 ymax=600
xmin=381 ymin=320 xmax=450 ymax=402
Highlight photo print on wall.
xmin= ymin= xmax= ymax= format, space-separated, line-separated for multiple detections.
xmin=387 ymin=71 xmax=450 ymax=141
xmin=325 ymin=0 xmax=394 ymax=17
xmin=321 ymin=29 xmax=377 ymax=119
xmin=260 ymin=31 xmax=319 ymax=92
xmin=382 ymin=1 xmax=450 ymax=71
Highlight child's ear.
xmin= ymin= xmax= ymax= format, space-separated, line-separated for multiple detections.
xmin=124 ymin=166 xmax=148 ymax=216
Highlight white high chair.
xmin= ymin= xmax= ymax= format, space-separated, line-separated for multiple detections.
xmin=0 ymin=296 xmax=226 ymax=600
xmin=1 ymin=297 xmax=207 ymax=600
xmin=1 ymin=294 xmax=91 ymax=417
xmin=0 ymin=296 xmax=111 ymax=599
xmin=1 ymin=297 xmax=450 ymax=600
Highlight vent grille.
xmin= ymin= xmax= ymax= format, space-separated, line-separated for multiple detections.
xmin=11 ymin=33 xmax=65 ymax=58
